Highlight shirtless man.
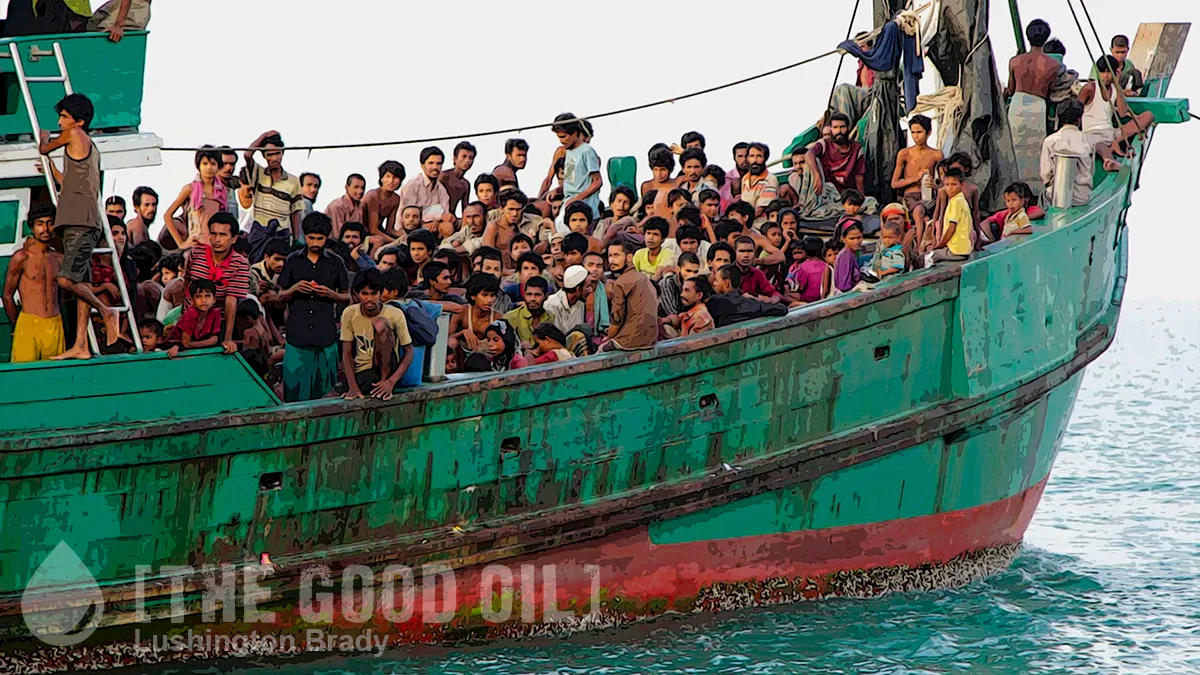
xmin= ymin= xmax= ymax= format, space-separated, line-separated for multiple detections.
xmin=1080 ymin=55 xmax=1155 ymax=171
xmin=481 ymin=189 xmax=528 ymax=269
xmin=492 ymin=138 xmax=528 ymax=190
xmin=1005 ymin=19 xmax=1063 ymax=101
xmin=891 ymin=115 xmax=942 ymax=250
xmin=363 ymin=160 xmax=404 ymax=254
xmin=640 ymin=146 xmax=678 ymax=197
xmin=3 ymin=204 xmax=64 ymax=362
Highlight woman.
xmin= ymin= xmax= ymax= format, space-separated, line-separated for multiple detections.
xmin=164 ymin=147 xmax=228 ymax=249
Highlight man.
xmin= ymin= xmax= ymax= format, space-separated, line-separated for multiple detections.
xmin=178 ymin=212 xmax=250 ymax=354
xmin=603 ymin=240 xmax=658 ymax=351
xmin=677 ymin=147 xmax=707 ymax=196
xmin=658 ymin=251 xmax=702 ymax=336
xmin=582 ymin=250 xmax=611 ymax=343
xmin=739 ymin=142 xmax=778 ymax=225
xmin=363 ymin=160 xmax=405 ymax=253
xmin=1080 ymin=56 xmax=1155 ymax=170
xmin=1006 ymin=19 xmax=1065 ymax=190
xmin=439 ymin=141 xmax=475 ymax=217
xmin=414 ymin=261 xmax=465 ymax=316
xmin=243 ymin=130 xmax=305 ymax=240
xmin=679 ymin=275 xmax=715 ymax=337
xmin=476 ymin=247 xmax=513 ymax=314
xmin=341 ymin=222 xmax=375 ymax=272
xmin=474 ymin=173 xmax=499 ymax=207
xmin=503 ymin=275 xmax=551 ymax=348
xmin=492 ymin=138 xmax=529 ymax=189
xmin=553 ymin=113 xmax=603 ymax=219
xmin=481 ymin=189 xmax=530 ymax=268
xmin=1090 ymin=35 xmax=1144 ymax=97
xmin=377 ymin=247 xmax=402 ymax=273
xmin=400 ymin=146 xmax=456 ymax=237
xmin=441 ymin=201 xmax=487 ymax=256
xmin=125 ymin=186 xmax=158 ymax=246
xmin=4 ymin=204 xmax=63 ymax=361
xmin=325 ymin=173 xmax=366 ymax=238
xmin=105 ymin=196 xmax=125 ymax=221
xmin=734 ymin=236 xmax=781 ymax=303
xmin=806 ymin=113 xmax=867 ymax=197
xmin=277 ymin=213 xmax=350 ymax=402
xmin=671 ymin=130 xmax=706 ymax=155
xmin=340 ymin=268 xmax=414 ymax=401
xmin=1041 ymin=99 xmax=1095 ymax=207
xmin=633 ymin=217 xmax=677 ymax=282
xmin=544 ymin=264 xmax=588 ymax=334
xmin=728 ymin=141 xmax=749 ymax=199
xmin=86 ymin=0 xmax=151 ymax=42
xmin=706 ymin=264 xmax=786 ymax=328
xmin=217 ymin=146 xmax=240 ymax=213
xmin=406 ymin=229 xmax=438 ymax=285
xmin=299 ymin=172 xmax=321 ymax=220
xmin=890 ymin=115 xmax=943 ymax=248
xmin=38 ymin=93 xmax=121 ymax=357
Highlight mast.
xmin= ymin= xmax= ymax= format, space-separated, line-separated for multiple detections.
xmin=1008 ymin=0 xmax=1028 ymax=54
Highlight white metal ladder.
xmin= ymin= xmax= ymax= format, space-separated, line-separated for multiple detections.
xmin=11 ymin=41 xmax=142 ymax=353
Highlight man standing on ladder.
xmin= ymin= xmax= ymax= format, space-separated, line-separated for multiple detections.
xmin=38 ymin=94 xmax=122 ymax=359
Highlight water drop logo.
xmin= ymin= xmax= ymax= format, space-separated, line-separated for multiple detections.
xmin=20 ymin=541 xmax=105 ymax=647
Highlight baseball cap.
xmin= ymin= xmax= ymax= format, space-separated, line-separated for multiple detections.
xmin=563 ymin=265 xmax=588 ymax=290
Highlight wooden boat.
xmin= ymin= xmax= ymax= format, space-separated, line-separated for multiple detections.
xmin=0 ymin=10 xmax=1191 ymax=673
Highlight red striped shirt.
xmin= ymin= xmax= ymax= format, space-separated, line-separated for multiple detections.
xmin=184 ymin=243 xmax=252 ymax=308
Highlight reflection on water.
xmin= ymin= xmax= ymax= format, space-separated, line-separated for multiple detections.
xmin=215 ymin=302 xmax=1200 ymax=675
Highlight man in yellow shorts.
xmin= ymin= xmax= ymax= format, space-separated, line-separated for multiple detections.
xmin=3 ymin=204 xmax=65 ymax=362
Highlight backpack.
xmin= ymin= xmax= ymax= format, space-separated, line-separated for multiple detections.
xmin=389 ymin=299 xmax=439 ymax=347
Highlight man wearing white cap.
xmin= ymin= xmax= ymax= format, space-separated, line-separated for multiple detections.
xmin=544 ymin=265 xmax=589 ymax=336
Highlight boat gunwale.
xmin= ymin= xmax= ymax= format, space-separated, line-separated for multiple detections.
xmin=0 ymin=289 xmax=1119 ymax=612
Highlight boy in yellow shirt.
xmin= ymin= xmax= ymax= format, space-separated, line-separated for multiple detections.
xmin=632 ymin=217 xmax=677 ymax=282
xmin=925 ymin=168 xmax=974 ymax=267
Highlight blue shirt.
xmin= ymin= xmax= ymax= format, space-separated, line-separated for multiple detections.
xmin=563 ymin=143 xmax=602 ymax=218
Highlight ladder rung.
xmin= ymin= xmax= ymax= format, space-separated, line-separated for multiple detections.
xmin=25 ymin=76 xmax=66 ymax=83
xmin=94 ymin=248 xmax=112 ymax=254
xmin=90 ymin=306 xmax=130 ymax=314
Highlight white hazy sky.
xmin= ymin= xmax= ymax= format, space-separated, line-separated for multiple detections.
xmin=90 ymin=0 xmax=1199 ymax=301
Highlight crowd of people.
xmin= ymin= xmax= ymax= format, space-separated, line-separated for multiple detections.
xmin=3 ymin=18 xmax=1147 ymax=405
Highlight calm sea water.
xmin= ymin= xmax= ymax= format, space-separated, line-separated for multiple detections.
xmin=212 ymin=301 xmax=1199 ymax=675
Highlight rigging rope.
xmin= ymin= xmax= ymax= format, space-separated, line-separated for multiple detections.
xmin=1065 ymin=0 xmax=1098 ymax=68
xmin=1077 ymin=0 xmax=1110 ymax=63
xmin=824 ymin=0 xmax=865 ymax=120
xmin=160 ymin=48 xmax=839 ymax=153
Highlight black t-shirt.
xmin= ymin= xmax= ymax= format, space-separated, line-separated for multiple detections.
xmin=278 ymin=249 xmax=349 ymax=348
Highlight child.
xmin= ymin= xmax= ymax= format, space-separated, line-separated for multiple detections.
xmin=823 ymin=240 xmax=842 ymax=267
xmin=982 ymin=182 xmax=1038 ymax=240
xmin=531 ymin=323 xmax=575 ymax=365
xmin=158 ymin=253 xmax=184 ymax=284
xmin=832 ymin=189 xmax=865 ymax=245
xmin=166 ymin=280 xmax=222 ymax=358
xmin=137 ymin=319 xmax=164 ymax=352
xmin=551 ymin=113 xmax=603 ymax=221
xmin=833 ymin=222 xmax=867 ymax=294
xmin=786 ymin=236 xmax=831 ymax=305
xmin=163 ymin=147 xmax=227 ymax=249
xmin=870 ymin=221 xmax=907 ymax=279
xmin=924 ymin=167 xmax=974 ymax=267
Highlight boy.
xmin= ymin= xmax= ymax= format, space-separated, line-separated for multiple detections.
xmin=364 ymin=160 xmax=405 ymax=253
xmin=553 ymin=113 xmax=603 ymax=219
xmin=640 ymin=146 xmax=676 ymax=197
xmin=37 ymin=94 xmax=122 ymax=357
xmin=137 ymin=319 xmax=164 ymax=352
xmin=406 ymin=229 xmax=438 ymax=284
xmin=3 ymin=204 xmax=64 ymax=362
xmin=870 ymin=221 xmax=907 ymax=279
xmin=891 ymin=114 xmax=942 ymax=248
xmin=925 ymin=168 xmax=973 ymax=266
xmin=832 ymin=189 xmax=865 ymax=245
xmin=340 ymin=268 xmax=414 ymax=401
xmin=167 ymin=280 xmax=222 ymax=358
xmin=530 ymin=323 xmax=575 ymax=364
xmin=1000 ymin=183 xmax=1034 ymax=237
xmin=633 ymin=217 xmax=677 ymax=282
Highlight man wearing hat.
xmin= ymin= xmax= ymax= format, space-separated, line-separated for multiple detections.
xmin=544 ymin=264 xmax=589 ymax=336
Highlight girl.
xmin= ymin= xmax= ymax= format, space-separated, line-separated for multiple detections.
xmin=833 ymin=222 xmax=868 ymax=294
xmin=787 ymin=236 xmax=831 ymax=305
xmin=467 ymin=320 xmax=528 ymax=372
xmin=531 ymin=324 xmax=575 ymax=365
xmin=164 ymin=148 xmax=228 ymax=249
xmin=450 ymin=273 xmax=500 ymax=357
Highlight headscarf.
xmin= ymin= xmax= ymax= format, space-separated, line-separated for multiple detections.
xmin=485 ymin=319 xmax=519 ymax=371
xmin=881 ymin=202 xmax=910 ymax=229
xmin=191 ymin=175 xmax=229 ymax=213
